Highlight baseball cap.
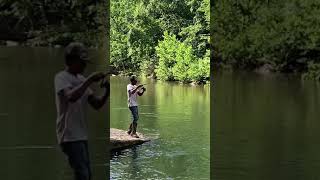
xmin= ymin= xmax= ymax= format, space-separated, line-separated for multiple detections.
xmin=65 ymin=42 xmax=92 ymax=64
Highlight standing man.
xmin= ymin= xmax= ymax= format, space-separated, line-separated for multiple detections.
xmin=127 ymin=75 xmax=146 ymax=138
xmin=54 ymin=42 xmax=109 ymax=180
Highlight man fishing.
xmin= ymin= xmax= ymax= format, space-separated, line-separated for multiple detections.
xmin=54 ymin=42 xmax=109 ymax=180
xmin=127 ymin=75 xmax=146 ymax=138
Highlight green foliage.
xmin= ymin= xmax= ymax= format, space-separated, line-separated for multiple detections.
xmin=302 ymin=62 xmax=320 ymax=81
xmin=111 ymin=0 xmax=162 ymax=72
xmin=212 ymin=0 xmax=320 ymax=77
xmin=155 ymin=32 xmax=209 ymax=82
xmin=0 ymin=0 xmax=104 ymax=47
xmin=189 ymin=50 xmax=210 ymax=82
xmin=111 ymin=0 xmax=193 ymax=73
xmin=172 ymin=42 xmax=195 ymax=82
xmin=155 ymin=32 xmax=178 ymax=81
xmin=111 ymin=0 xmax=210 ymax=83
xmin=2 ymin=0 xmax=210 ymax=83
xmin=180 ymin=0 xmax=210 ymax=58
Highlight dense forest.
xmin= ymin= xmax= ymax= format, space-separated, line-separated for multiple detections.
xmin=212 ymin=0 xmax=320 ymax=80
xmin=0 ymin=0 xmax=105 ymax=47
xmin=0 ymin=0 xmax=210 ymax=83
xmin=111 ymin=0 xmax=210 ymax=83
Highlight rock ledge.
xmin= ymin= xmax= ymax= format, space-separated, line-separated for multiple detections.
xmin=110 ymin=128 xmax=150 ymax=151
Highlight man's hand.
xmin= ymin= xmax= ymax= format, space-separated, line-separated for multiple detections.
xmin=138 ymin=86 xmax=146 ymax=96
xmin=88 ymin=72 xmax=106 ymax=82
xmin=129 ymin=84 xmax=144 ymax=96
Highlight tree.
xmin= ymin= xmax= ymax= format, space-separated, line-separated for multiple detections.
xmin=212 ymin=0 xmax=320 ymax=77
xmin=110 ymin=0 xmax=210 ymax=83
xmin=155 ymin=31 xmax=209 ymax=82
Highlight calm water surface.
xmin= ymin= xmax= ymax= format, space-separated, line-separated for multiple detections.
xmin=110 ymin=77 xmax=210 ymax=179
xmin=213 ymin=72 xmax=320 ymax=180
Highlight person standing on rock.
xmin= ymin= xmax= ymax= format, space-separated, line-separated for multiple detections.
xmin=127 ymin=75 xmax=146 ymax=138
xmin=54 ymin=42 xmax=110 ymax=180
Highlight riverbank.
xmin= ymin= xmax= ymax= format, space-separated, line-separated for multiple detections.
xmin=0 ymin=40 xmax=209 ymax=85
xmin=213 ymin=62 xmax=320 ymax=81
xmin=0 ymin=32 xmax=101 ymax=48
xmin=111 ymin=71 xmax=210 ymax=86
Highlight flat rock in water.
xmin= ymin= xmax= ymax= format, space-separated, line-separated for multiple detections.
xmin=110 ymin=128 xmax=150 ymax=151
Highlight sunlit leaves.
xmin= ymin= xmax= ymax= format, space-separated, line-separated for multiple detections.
xmin=155 ymin=32 xmax=209 ymax=82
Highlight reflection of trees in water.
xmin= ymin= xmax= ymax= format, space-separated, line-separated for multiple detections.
xmin=139 ymin=77 xmax=158 ymax=131
xmin=213 ymin=73 xmax=320 ymax=179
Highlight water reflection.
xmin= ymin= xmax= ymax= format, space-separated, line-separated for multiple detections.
xmin=213 ymin=72 xmax=320 ymax=180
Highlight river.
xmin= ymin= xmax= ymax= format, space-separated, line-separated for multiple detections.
xmin=110 ymin=77 xmax=210 ymax=179
xmin=212 ymin=72 xmax=320 ymax=180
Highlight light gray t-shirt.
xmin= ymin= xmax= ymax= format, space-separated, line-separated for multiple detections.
xmin=54 ymin=71 xmax=92 ymax=144
xmin=127 ymin=84 xmax=142 ymax=107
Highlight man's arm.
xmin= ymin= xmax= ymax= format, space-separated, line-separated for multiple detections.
xmin=88 ymin=81 xmax=110 ymax=110
xmin=60 ymin=72 xmax=105 ymax=103
xmin=129 ymin=85 xmax=143 ymax=96
xmin=63 ymin=79 xmax=92 ymax=102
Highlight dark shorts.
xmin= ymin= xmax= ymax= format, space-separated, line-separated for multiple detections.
xmin=129 ymin=106 xmax=139 ymax=123
xmin=60 ymin=141 xmax=91 ymax=180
